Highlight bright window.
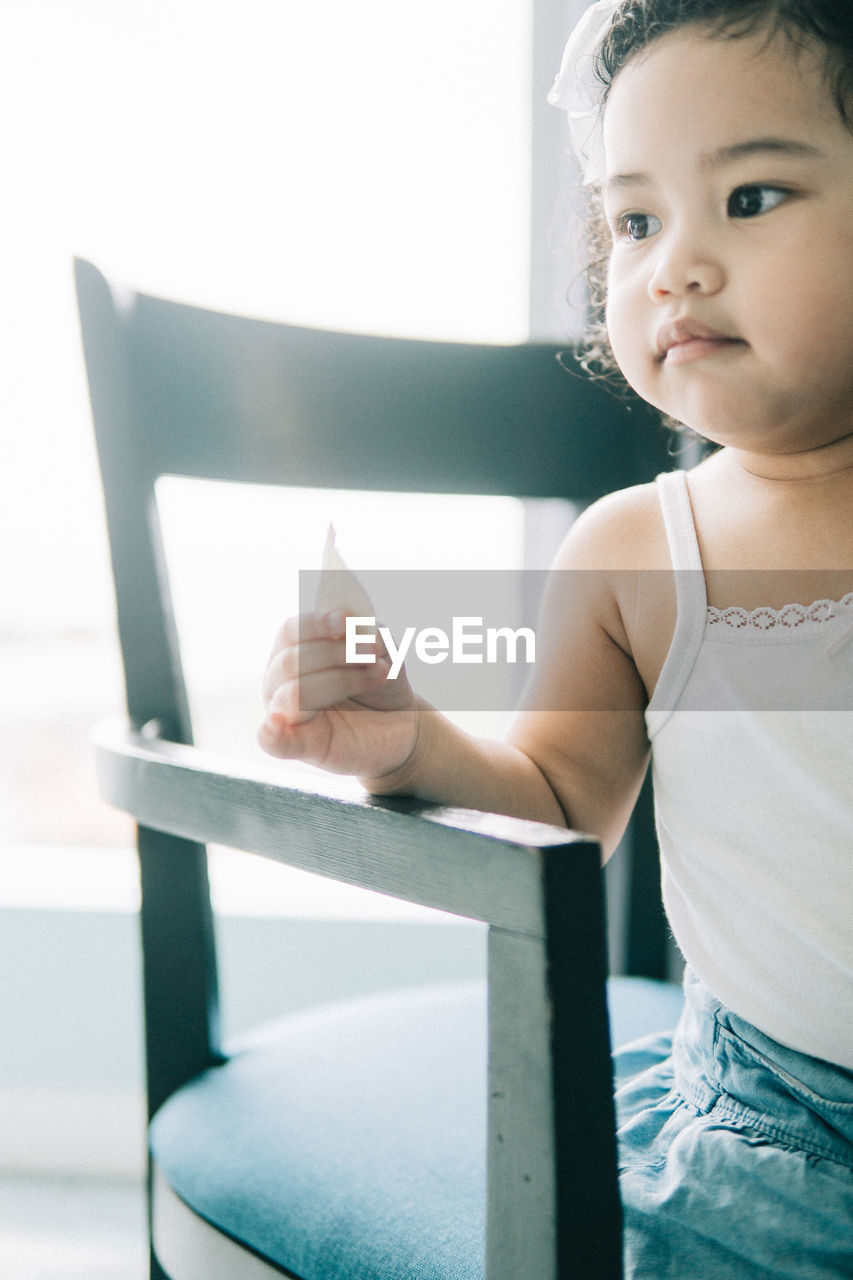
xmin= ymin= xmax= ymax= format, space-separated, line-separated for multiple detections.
xmin=0 ymin=0 xmax=562 ymax=908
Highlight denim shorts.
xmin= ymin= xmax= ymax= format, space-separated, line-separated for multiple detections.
xmin=614 ymin=969 xmax=853 ymax=1279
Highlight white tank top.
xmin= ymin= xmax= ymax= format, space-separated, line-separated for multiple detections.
xmin=645 ymin=470 xmax=853 ymax=1069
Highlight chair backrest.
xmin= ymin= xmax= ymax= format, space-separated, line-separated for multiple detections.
xmin=77 ymin=259 xmax=670 ymax=737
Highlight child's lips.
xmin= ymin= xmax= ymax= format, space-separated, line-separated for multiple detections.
xmin=656 ymin=319 xmax=746 ymax=365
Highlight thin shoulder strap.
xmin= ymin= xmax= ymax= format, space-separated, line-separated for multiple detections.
xmin=646 ymin=470 xmax=707 ymax=727
xmin=655 ymin=468 xmax=703 ymax=570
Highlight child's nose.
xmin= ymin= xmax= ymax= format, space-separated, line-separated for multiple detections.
xmin=647 ymin=234 xmax=724 ymax=302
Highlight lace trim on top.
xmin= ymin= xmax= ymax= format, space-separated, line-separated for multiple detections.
xmin=707 ymin=591 xmax=853 ymax=633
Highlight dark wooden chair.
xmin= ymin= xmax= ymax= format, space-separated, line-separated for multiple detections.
xmin=76 ymin=255 xmax=682 ymax=1280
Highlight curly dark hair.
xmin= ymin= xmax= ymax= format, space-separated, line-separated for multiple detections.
xmin=577 ymin=0 xmax=853 ymax=416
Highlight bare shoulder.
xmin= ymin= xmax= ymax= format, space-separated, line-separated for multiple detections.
xmin=548 ymin=480 xmax=676 ymax=696
xmin=554 ymin=481 xmax=670 ymax=572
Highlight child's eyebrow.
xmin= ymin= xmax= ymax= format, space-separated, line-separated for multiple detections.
xmin=701 ymin=137 xmax=824 ymax=168
xmin=604 ymin=137 xmax=823 ymax=196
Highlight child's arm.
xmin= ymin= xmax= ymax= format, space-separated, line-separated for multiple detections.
xmin=259 ymin=491 xmax=654 ymax=858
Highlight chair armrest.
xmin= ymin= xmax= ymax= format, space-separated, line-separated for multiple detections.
xmin=94 ymin=715 xmax=620 ymax=1277
xmin=93 ymin=716 xmax=597 ymax=934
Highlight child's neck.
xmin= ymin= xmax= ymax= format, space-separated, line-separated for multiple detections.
xmin=688 ymin=438 xmax=853 ymax=577
xmin=724 ymin=429 xmax=853 ymax=484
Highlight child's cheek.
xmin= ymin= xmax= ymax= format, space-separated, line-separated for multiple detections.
xmin=605 ymin=287 xmax=645 ymax=395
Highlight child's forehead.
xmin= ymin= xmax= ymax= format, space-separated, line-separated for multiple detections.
xmin=602 ymin=24 xmax=840 ymax=171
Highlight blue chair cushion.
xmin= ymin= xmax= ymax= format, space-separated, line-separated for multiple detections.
xmin=151 ymin=975 xmax=682 ymax=1280
xmin=607 ymin=973 xmax=685 ymax=1050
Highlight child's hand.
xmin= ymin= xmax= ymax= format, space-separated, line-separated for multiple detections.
xmin=258 ymin=609 xmax=419 ymax=779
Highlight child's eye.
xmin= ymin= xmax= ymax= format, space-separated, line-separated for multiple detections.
xmin=616 ymin=211 xmax=663 ymax=242
xmin=727 ymin=185 xmax=789 ymax=218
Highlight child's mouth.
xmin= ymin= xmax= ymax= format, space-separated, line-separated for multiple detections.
xmin=656 ymin=319 xmax=746 ymax=365
xmin=662 ymin=336 xmax=746 ymax=366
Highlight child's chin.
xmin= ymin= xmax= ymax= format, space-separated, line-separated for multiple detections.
xmin=656 ymin=388 xmax=755 ymax=446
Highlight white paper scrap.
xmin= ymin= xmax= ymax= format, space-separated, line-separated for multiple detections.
xmin=314 ymin=524 xmax=375 ymax=618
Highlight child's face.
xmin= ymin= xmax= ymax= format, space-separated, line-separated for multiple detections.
xmin=602 ymin=25 xmax=853 ymax=456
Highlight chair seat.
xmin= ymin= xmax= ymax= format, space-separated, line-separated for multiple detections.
xmin=151 ymin=976 xmax=683 ymax=1280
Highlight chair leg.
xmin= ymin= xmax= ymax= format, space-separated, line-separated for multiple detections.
xmin=150 ymin=1246 xmax=170 ymax=1280
xmin=148 ymin=1161 xmax=170 ymax=1280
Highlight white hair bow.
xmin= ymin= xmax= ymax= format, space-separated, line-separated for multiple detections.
xmin=547 ymin=0 xmax=621 ymax=185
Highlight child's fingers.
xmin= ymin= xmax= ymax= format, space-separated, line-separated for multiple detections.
xmin=262 ymin=633 xmax=385 ymax=706
xmin=263 ymin=636 xmax=344 ymax=702
xmin=263 ymin=612 xmax=384 ymax=704
xmin=258 ymin=710 xmax=327 ymax=760
xmin=267 ymin=657 xmax=391 ymax=725
xmin=277 ymin=609 xmax=386 ymax=654
xmin=262 ymin=612 xmax=345 ymax=685
xmin=278 ymin=609 xmax=348 ymax=648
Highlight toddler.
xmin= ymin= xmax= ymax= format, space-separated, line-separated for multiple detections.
xmin=261 ymin=2 xmax=853 ymax=1274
